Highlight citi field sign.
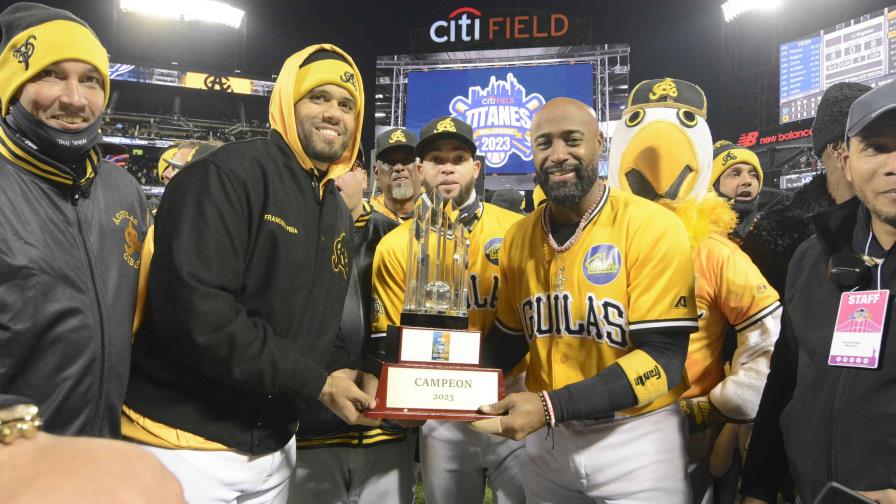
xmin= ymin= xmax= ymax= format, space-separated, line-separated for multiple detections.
xmin=430 ymin=7 xmax=569 ymax=44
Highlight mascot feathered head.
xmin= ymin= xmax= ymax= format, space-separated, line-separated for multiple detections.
xmin=608 ymin=78 xmax=713 ymax=201
xmin=609 ymin=78 xmax=737 ymax=245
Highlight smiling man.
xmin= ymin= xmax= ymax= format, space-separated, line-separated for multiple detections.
xmin=0 ymin=0 xmax=150 ymax=440
xmin=742 ymin=78 xmax=896 ymax=504
xmin=479 ymin=98 xmax=698 ymax=503
xmin=0 ymin=2 xmax=188 ymax=502
xmin=123 ymin=45 xmax=379 ymax=503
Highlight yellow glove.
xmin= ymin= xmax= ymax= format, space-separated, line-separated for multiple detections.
xmin=679 ymin=396 xmax=723 ymax=434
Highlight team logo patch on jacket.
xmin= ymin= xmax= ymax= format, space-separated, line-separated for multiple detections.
xmin=582 ymin=244 xmax=621 ymax=286
xmin=114 ymin=209 xmax=142 ymax=269
xmin=484 ymin=237 xmax=502 ymax=266
xmin=331 ymin=232 xmax=348 ymax=279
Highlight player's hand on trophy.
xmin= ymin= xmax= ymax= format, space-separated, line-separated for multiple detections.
xmin=0 ymin=432 xmax=186 ymax=504
xmin=319 ymin=368 xmax=381 ymax=427
xmin=359 ymin=371 xmax=379 ymax=397
xmin=476 ymin=391 xmax=546 ymax=440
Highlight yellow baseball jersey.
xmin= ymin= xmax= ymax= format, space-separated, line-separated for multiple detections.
xmin=372 ymin=201 xmax=522 ymax=336
xmin=682 ymin=234 xmax=780 ymax=399
xmin=494 ymin=187 xmax=698 ymax=416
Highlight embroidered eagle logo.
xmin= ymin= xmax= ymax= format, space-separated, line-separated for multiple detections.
xmin=331 ymin=232 xmax=348 ymax=279
xmin=13 ymin=35 xmax=36 ymax=71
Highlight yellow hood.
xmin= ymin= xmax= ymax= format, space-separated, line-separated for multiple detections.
xmin=269 ymin=44 xmax=364 ymax=191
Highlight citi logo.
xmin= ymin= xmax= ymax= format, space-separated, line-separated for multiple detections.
xmin=430 ymin=7 xmax=569 ymax=44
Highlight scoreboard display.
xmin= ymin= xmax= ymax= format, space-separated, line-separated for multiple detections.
xmin=780 ymin=5 xmax=896 ymax=123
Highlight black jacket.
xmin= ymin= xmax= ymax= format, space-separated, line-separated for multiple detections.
xmin=741 ymin=198 xmax=896 ymax=502
xmin=0 ymin=120 xmax=148 ymax=438
xmin=740 ymin=173 xmax=835 ymax=294
xmin=296 ymin=208 xmax=401 ymax=443
xmin=126 ymin=132 xmax=353 ymax=455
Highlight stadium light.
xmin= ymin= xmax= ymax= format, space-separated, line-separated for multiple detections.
xmin=722 ymin=0 xmax=783 ymax=23
xmin=118 ymin=0 xmax=245 ymax=29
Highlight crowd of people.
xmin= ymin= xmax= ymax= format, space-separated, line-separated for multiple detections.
xmin=2 ymin=2 xmax=896 ymax=504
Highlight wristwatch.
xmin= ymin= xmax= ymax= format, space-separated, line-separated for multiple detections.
xmin=0 ymin=403 xmax=42 ymax=445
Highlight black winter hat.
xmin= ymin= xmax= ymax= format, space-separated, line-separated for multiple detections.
xmin=811 ymin=82 xmax=871 ymax=157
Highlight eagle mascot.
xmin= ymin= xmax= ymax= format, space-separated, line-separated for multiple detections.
xmin=608 ymin=78 xmax=782 ymax=504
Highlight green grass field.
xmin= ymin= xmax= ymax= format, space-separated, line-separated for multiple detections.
xmin=414 ymin=477 xmax=494 ymax=503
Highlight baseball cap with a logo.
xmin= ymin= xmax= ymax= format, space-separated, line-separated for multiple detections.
xmin=375 ymin=127 xmax=417 ymax=160
xmin=846 ymin=79 xmax=896 ymax=139
xmin=416 ymin=116 xmax=477 ymax=158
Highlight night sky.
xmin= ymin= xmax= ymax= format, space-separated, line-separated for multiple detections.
xmin=3 ymin=0 xmax=893 ymax=146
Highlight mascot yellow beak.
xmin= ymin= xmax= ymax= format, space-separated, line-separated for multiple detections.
xmin=608 ymin=78 xmax=713 ymax=202
xmin=619 ymin=121 xmax=701 ymax=201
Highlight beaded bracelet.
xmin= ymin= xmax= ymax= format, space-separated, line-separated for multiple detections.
xmin=539 ymin=391 xmax=556 ymax=428
xmin=543 ymin=391 xmax=557 ymax=427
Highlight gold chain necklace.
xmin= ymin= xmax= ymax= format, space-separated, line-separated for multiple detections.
xmin=541 ymin=185 xmax=605 ymax=291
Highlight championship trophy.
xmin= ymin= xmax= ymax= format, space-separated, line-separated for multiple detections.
xmin=365 ymin=192 xmax=504 ymax=421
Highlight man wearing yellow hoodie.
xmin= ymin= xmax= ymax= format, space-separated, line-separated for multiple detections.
xmin=122 ymin=45 xmax=379 ymax=504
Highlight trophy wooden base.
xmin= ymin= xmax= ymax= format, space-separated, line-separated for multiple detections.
xmin=365 ymin=363 xmax=505 ymax=421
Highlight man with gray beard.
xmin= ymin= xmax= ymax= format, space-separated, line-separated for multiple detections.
xmin=370 ymin=127 xmax=422 ymax=223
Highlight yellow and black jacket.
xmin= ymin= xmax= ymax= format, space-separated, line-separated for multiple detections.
xmin=0 ymin=118 xmax=149 ymax=437
xmin=123 ymin=43 xmax=364 ymax=455
xmin=124 ymin=131 xmax=355 ymax=455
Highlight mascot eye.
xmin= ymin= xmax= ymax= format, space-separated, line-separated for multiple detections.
xmin=624 ymin=109 xmax=645 ymax=127
xmin=677 ymin=109 xmax=698 ymax=128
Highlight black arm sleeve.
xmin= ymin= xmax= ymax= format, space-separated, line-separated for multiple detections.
xmin=481 ymin=319 xmax=530 ymax=373
xmin=739 ymin=307 xmax=798 ymax=502
xmin=548 ymin=329 xmax=689 ymax=423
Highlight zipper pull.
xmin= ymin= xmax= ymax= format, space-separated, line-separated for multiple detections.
xmin=310 ymin=169 xmax=322 ymax=202
xmin=71 ymin=181 xmax=81 ymax=205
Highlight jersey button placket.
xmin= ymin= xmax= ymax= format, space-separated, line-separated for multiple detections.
xmin=548 ymin=247 xmax=565 ymax=390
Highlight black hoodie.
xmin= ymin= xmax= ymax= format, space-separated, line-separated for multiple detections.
xmin=125 ymin=132 xmax=354 ymax=454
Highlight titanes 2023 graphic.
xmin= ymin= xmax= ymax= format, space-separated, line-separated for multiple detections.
xmin=406 ymin=63 xmax=593 ymax=175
